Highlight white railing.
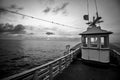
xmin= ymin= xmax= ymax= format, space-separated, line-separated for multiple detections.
xmin=2 ymin=48 xmax=80 ymax=80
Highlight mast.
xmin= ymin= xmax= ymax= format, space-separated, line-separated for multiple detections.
xmin=84 ymin=0 xmax=103 ymax=27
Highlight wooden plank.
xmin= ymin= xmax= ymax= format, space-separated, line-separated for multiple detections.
xmin=22 ymin=75 xmax=33 ymax=80
xmin=37 ymin=67 xmax=49 ymax=76
xmin=53 ymin=69 xmax=59 ymax=77
xmin=38 ymin=71 xmax=49 ymax=79
xmin=53 ymin=65 xmax=59 ymax=70
xmin=52 ymin=61 xmax=59 ymax=66
xmin=43 ymin=75 xmax=49 ymax=80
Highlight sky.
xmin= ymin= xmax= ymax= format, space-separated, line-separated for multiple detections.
xmin=0 ymin=0 xmax=120 ymax=37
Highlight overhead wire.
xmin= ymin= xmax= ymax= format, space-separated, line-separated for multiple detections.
xmin=0 ymin=8 xmax=81 ymax=29
xmin=94 ymin=0 xmax=102 ymax=26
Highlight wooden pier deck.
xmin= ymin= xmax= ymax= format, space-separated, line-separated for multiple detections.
xmin=53 ymin=60 xmax=120 ymax=80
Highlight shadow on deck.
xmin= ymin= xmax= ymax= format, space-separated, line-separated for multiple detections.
xmin=53 ymin=59 xmax=120 ymax=80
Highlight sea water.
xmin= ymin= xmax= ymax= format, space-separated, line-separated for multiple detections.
xmin=0 ymin=39 xmax=79 ymax=78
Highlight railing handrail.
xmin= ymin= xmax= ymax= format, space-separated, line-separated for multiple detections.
xmin=112 ymin=49 xmax=120 ymax=56
xmin=2 ymin=47 xmax=80 ymax=80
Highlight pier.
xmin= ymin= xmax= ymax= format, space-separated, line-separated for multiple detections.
xmin=53 ymin=49 xmax=120 ymax=80
xmin=1 ymin=44 xmax=120 ymax=80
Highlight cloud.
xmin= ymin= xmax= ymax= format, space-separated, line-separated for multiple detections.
xmin=0 ymin=23 xmax=26 ymax=34
xmin=39 ymin=0 xmax=55 ymax=5
xmin=42 ymin=1 xmax=69 ymax=15
xmin=62 ymin=9 xmax=69 ymax=16
xmin=8 ymin=4 xmax=23 ymax=11
xmin=46 ymin=32 xmax=55 ymax=35
xmin=0 ymin=7 xmax=8 ymax=15
xmin=43 ymin=7 xmax=51 ymax=13
xmin=0 ymin=4 xmax=23 ymax=16
xmin=52 ymin=2 xmax=69 ymax=13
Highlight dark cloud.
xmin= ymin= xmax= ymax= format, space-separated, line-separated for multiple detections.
xmin=0 ymin=4 xmax=23 ymax=16
xmin=52 ymin=2 xmax=69 ymax=13
xmin=46 ymin=32 xmax=55 ymax=35
xmin=42 ymin=2 xmax=69 ymax=15
xmin=0 ymin=23 xmax=26 ymax=34
xmin=43 ymin=7 xmax=51 ymax=13
xmin=0 ymin=7 xmax=8 ymax=15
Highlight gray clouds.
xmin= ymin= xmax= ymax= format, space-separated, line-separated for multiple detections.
xmin=0 ymin=23 xmax=26 ymax=34
xmin=8 ymin=4 xmax=23 ymax=11
xmin=0 ymin=7 xmax=8 ymax=15
xmin=43 ymin=7 xmax=51 ymax=13
xmin=52 ymin=2 xmax=69 ymax=13
xmin=0 ymin=4 xmax=23 ymax=16
xmin=42 ymin=2 xmax=69 ymax=15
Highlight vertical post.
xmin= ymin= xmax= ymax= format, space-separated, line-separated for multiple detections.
xmin=64 ymin=45 xmax=70 ymax=55
xmin=59 ymin=59 xmax=62 ymax=73
xmin=66 ymin=45 xmax=70 ymax=54
xmin=64 ymin=56 xmax=67 ymax=68
xmin=88 ymin=36 xmax=90 ymax=60
xmin=68 ymin=54 xmax=71 ymax=65
xmin=49 ymin=64 xmax=53 ymax=80
xmin=33 ymin=71 xmax=39 ymax=80
xmin=70 ymin=53 xmax=73 ymax=62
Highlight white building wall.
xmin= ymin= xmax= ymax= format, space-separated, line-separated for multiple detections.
xmin=82 ymin=49 xmax=89 ymax=60
xmin=82 ymin=49 xmax=110 ymax=63
xmin=99 ymin=50 xmax=109 ymax=63
xmin=89 ymin=50 xmax=99 ymax=61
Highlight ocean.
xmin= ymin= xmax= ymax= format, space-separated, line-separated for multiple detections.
xmin=0 ymin=39 xmax=80 ymax=78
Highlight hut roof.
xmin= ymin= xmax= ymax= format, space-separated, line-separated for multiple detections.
xmin=79 ymin=26 xmax=113 ymax=35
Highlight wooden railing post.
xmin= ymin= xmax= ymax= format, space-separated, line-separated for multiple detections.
xmin=67 ymin=55 xmax=70 ymax=66
xmin=70 ymin=53 xmax=73 ymax=62
xmin=33 ymin=71 xmax=39 ymax=80
xmin=64 ymin=57 xmax=68 ymax=68
xmin=68 ymin=55 xmax=71 ymax=65
xmin=59 ymin=59 xmax=62 ymax=73
xmin=49 ymin=64 xmax=53 ymax=80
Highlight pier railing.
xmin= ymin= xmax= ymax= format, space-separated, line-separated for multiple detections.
xmin=2 ymin=47 xmax=80 ymax=80
xmin=110 ymin=49 xmax=120 ymax=66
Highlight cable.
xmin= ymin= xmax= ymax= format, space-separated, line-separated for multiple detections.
xmin=0 ymin=8 xmax=81 ymax=29
xmin=87 ymin=0 xmax=89 ymax=22
xmin=94 ymin=0 xmax=99 ymax=17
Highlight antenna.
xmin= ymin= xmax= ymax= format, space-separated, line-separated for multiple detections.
xmin=94 ymin=0 xmax=99 ymax=17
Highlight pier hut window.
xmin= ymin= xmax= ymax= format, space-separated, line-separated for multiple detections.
xmin=101 ymin=36 xmax=108 ymax=48
xmin=83 ymin=36 xmax=88 ymax=47
xmin=90 ymin=37 xmax=98 ymax=47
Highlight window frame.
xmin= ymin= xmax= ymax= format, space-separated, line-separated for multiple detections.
xmin=82 ymin=35 xmax=88 ymax=48
xmin=100 ymin=35 xmax=109 ymax=49
xmin=89 ymin=36 xmax=99 ymax=48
